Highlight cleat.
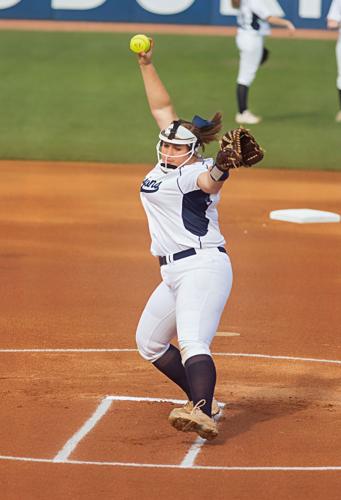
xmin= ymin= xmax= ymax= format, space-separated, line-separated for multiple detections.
xmin=169 ymin=399 xmax=218 ymax=440
xmin=168 ymin=398 xmax=220 ymax=425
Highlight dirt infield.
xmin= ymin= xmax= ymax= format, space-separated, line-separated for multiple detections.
xmin=0 ymin=161 xmax=340 ymax=499
xmin=0 ymin=19 xmax=338 ymax=40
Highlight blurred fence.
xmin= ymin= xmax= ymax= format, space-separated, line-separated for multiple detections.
xmin=0 ymin=0 xmax=335 ymax=29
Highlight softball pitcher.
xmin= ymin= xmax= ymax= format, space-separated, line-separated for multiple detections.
xmin=133 ymin=40 xmax=263 ymax=440
xmin=327 ymin=0 xmax=341 ymax=122
xmin=232 ymin=0 xmax=295 ymax=124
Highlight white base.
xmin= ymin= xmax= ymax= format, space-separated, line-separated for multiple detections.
xmin=269 ymin=209 xmax=340 ymax=224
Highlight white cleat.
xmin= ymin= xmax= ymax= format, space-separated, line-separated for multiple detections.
xmin=335 ymin=110 xmax=341 ymax=123
xmin=235 ymin=110 xmax=262 ymax=125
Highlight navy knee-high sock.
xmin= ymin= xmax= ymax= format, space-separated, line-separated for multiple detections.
xmin=338 ymin=88 xmax=341 ymax=109
xmin=237 ymin=83 xmax=249 ymax=113
xmin=184 ymin=354 xmax=216 ymax=417
xmin=153 ymin=345 xmax=192 ymax=400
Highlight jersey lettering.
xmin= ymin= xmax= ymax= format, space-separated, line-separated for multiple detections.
xmin=140 ymin=177 xmax=162 ymax=193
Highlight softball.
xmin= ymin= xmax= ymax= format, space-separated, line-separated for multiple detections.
xmin=129 ymin=34 xmax=151 ymax=54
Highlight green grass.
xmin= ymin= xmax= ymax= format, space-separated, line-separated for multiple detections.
xmin=0 ymin=30 xmax=340 ymax=170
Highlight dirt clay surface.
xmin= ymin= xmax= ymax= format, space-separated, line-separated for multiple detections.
xmin=0 ymin=161 xmax=340 ymax=500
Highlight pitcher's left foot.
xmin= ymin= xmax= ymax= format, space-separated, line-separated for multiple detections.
xmin=169 ymin=399 xmax=218 ymax=440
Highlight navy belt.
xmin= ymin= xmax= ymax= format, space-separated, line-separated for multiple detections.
xmin=158 ymin=246 xmax=226 ymax=267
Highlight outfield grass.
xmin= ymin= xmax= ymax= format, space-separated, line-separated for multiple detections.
xmin=0 ymin=30 xmax=340 ymax=170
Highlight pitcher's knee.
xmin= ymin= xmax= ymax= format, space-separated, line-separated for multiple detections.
xmin=135 ymin=332 xmax=154 ymax=361
xmin=136 ymin=330 xmax=169 ymax=363
xmin=179 ymin=340 xmax=211 ymax=365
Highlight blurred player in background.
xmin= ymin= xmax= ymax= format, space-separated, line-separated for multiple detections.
xmin=327 ymin=0 xmax=341 ymax=122
xmin=232 ymin=0 xmax=295 ymax=124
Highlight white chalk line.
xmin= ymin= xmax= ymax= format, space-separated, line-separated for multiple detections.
xmin=180 ymin=406 xmax=226 ymax=468
xmin=107 ymin=396 xmax=226 ymax=468
xmin=1 ymin=352 xmax=340 ymax=471
xmin=214 ymin=352 xmax=341 ymax=365
xmin=0 ymin=455 xmax=340 ymax=471
xmin=53 ymin=396 xmax=225 ymax=466
xmin=179 ymin=436 xmax=206 ymax=468
xmin=0 ymin=348 xmax=340 ymax=365
xmin=107 ymin=395 xmax=185 ymax=404
xmin=0 ymin=348 xmax=137 ymax=353
xmin=106 ymin=395 xmax=225 ymax=408
xmin=53 ymin=397 xmax=113 ymax=462
xmin=2 ymin=395 xmax=341 ymax=472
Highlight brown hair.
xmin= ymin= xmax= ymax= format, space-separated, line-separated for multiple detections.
xmin=232 ymin=0 xmax=241 ymax=8
xmin=181 ymin=112 xmax=222 ymax=150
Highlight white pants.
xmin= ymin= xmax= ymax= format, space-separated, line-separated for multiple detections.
xmin=236 ymin=31 xmax=264 ymax=87
xmin=136 ymin=248 xmax=233 ymax=365
xmin=336 ymin=36 xmax=341 ymax=90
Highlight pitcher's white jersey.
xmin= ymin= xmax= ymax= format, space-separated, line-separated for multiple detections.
xmin=140 ymin=159 xmax=226 ymax=256
xmin=237 ymin=0 xmax=272 ymax=36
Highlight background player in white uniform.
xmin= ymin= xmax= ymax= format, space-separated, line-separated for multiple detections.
xmin=232 ymin=0 xmax=295 ymax=124
xmin=327 ymin=0 xmax=341 ymax=122
xmin=133 ymin=41 xmax=244 ymax=440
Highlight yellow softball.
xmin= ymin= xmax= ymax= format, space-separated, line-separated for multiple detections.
xmin=129 ymin=34 xmax=151 ymax=54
